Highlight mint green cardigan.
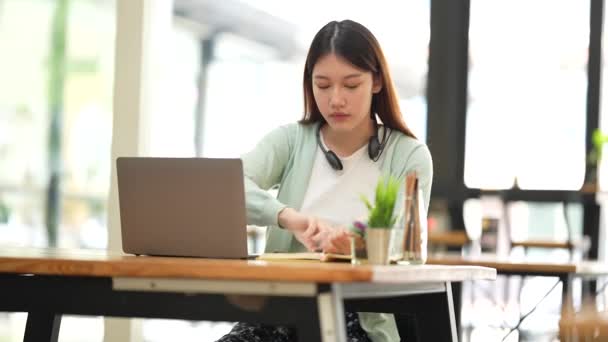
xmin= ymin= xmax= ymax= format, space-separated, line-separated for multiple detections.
xmin=241 ymin=122 xmax=433 ymax=342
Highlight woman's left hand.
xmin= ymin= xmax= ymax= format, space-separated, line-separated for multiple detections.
xmin=319 ymin=228 xmax=353 ymax=255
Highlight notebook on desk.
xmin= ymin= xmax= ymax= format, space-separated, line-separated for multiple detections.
xmin=258 ymin=252 xmax=352 ymax=262
xmin=116 ymin=157 xmax=249 ymax=259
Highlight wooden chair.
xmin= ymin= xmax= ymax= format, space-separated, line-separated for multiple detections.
xmin=428 ymin=229 xmax=470 ymax=251
xmin=560 ymin=304 xmax=608 ymax=341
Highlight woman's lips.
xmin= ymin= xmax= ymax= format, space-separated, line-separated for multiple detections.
xmin=330 ymin=113 xmax=350 ymax=120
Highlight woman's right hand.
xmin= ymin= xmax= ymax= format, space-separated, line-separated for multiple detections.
xmin=278 ymin=208 xmax=333 ymax=251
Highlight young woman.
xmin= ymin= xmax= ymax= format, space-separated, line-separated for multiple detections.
xmin=218 ymin=19 xmax=433 ymax=342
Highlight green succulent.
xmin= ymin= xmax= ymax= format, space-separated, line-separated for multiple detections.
xmin=589 ymin=129 xmax=608 ymax=166
xmin=360 ymin=175 xmax=400 ymax=228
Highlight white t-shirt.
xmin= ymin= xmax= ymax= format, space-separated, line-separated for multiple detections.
xmin=299 ymin=133 xmax=382 ymax=227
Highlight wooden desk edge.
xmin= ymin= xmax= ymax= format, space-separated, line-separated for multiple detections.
xmin=0 ymin=254 xmax=498 ymax=284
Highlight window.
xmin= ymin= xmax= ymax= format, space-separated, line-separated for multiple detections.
xmin=0 ymin=0 xmax=116 ymax=249
xmin=465 ymin=0 xmax=589 ymax=190
xmin=202 ymin=33 xmax=302 ymax=158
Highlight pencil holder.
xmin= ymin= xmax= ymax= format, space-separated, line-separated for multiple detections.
xmin=398 ymin=174 xmax=427 ymax=265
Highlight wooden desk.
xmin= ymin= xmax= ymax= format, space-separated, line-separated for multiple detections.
xmin=428 ymin=253 xmax=608 ymax=335
xmin=427 ymin=253 xmax=608 ymax=279
xmin=0 ymin=248 xmax=495 ymax=342
xmin=428 ymin=253 xmax=608 ymax=306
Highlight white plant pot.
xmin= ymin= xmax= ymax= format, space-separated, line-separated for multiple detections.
xmin=366 ymin=229 xmax=391 ymax=265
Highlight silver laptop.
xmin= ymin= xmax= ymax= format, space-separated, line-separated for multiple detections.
xmin=116 ymin=157 xmax=249 ymax=258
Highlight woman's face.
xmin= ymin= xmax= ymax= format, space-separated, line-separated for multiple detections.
xmin=311 ymin=53 xmax=382 ymax=133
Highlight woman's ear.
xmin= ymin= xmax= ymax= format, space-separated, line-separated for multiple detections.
xmin=372 ymin=73 xmax=383 ymax=94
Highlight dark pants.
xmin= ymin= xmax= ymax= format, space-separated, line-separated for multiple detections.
xmin=216 ymin=311 xmax=372 ymax=342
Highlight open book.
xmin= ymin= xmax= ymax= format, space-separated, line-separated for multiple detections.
xmin=257 ymin=252 xmax=352 ymax=262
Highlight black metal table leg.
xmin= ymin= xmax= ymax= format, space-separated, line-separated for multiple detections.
xmin=294 ymin=314 xmax=323 ymax=342
xmin=292 ymin=296 xmax=323 ymax=342
xmin=452 ymin=281 xmax=462 ymax=340
xmin=411 ymin=282 xmax=458 ymax=342
xmin=560 ymin=274 xmax=574 ymax=319
xmin=24 ymin=311 xmax=61 ymax=342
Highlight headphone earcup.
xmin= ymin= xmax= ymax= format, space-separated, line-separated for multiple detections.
xmin=317 ymin=124 xmax=344 ymax=170
xmin=325 ymin=150 xmax=344 ymax=171
xmin=368 ymin=135 xmax=381 ymax=161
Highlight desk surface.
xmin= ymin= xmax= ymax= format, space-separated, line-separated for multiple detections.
xmin=0 ymin=247 xmax=495 ymax=284
xmin=428 ymin=253 xmax=608 ymax=276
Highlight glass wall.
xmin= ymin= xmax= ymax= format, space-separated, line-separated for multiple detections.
xmin=465 ymin=0 xmax=589 ymax=190
xmin=0 ymin=0 xmax=201 ymax=250
xmin=461 ymin=2 xmax=590 ymax=339
xmin=202 ymin=33 xmax=302 ymax=158
xmin=0 ymin=0 xmax=116 ymax=249
xmin=464 ymin=0 xmax=590 ymax=249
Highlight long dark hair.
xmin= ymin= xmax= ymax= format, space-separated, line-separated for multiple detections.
xmin=300 ymin=20 xmax=416 ymax=139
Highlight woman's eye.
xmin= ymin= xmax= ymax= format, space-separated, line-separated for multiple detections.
xmin=345 ymin=84 xmax=360 ymax=89
xmin=316 ymin=84 xmax=330 ymax=89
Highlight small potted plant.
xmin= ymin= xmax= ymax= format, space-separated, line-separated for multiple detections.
xmin=360 ymin=175 xmax=400 ymax=265
xmin=586 ymin=129 xmax=608 ymax=189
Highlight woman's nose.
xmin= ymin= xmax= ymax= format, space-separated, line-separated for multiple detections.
xmin=330 ymin=88 xmax=346 ymax=108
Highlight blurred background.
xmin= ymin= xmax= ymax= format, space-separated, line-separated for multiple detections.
xmin=1 ymin=0 xmax=608 ymax=341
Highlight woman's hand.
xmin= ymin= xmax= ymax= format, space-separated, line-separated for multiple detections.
xmin=317 ymin=228 xmax=365 ymax=255
xmin=278 ymin=208 xmax=343 ymax=252
xmin=278 ymin=208 xmax=326 ymax=251
xmin=318 ymin=228 xmax=351 ymax=254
